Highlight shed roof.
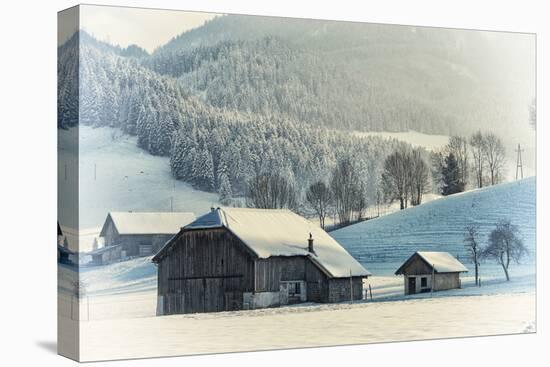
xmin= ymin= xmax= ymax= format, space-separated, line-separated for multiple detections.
xmin=100 ymin=212 xmax=196 ymax=236
xmin=154 ymin=208 xmax=371 ymax=278
xmin=395 ymin=251 xmax=468 ymax=275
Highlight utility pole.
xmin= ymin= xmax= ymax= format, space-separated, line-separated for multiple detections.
xmin=515 ymin=144 xmax=524 ymax=180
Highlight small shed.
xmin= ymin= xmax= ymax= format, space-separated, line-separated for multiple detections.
xmin=152 ymin=207 xmax=371 ymax=315
xmin=395 ymin=251 xmax=468 ymax=295
xmin=95 ymin=211 xmax=196 ymax=265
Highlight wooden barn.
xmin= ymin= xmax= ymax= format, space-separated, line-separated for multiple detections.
xmin=92 ymin=211 xmax=196 ymax=265
xmin=395 ymin=251 xmax=468 ymax=295
xmin=152 ymin=208 xmax=371 ymax=315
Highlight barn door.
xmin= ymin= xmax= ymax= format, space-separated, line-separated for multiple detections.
xmin=408 ymin=277 xmax=416 ymax=295
xmin=184 ymin=279 xmax=205 ymax=313
xmin=204 ymin=278 xmax=225 ymax=312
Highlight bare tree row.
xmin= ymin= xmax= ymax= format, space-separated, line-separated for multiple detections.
xmin=247 ymin=157 xmax=367 ymax=229
xmin=381 ymin=147 xmax=431 ymax=210
xmin=433 ymin=131 xmax=507 ymax=196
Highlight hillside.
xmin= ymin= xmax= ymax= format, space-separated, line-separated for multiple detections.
xmin=149 ymin=15 xmax=534 ymax=136
xmin=58 ymin=125 xmax=220 ymax=232
xmin=331 ymin=177 xmax=536 ymax=266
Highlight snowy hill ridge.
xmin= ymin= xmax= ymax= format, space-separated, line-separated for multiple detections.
xmin=331 ymin=177 xmax=536 ymax=265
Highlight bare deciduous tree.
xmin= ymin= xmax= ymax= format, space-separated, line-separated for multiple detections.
xmin=306 ymin=181 xmax=333 ymax=229
xmin=482 ymin=219 xmax=528 ymax=281
xmin=352 ymin=182 xmax=367 ymax=221
xmin=446 ymin=136 xmax=469 ymax=188
xmin=409 ymin=148 xmax=430 ymax=206
xmin=330 ymin=157 xmax=362 ymax=225
xmin=470 ymin=131 xmax=486 ymax=188
xmin=246 ymin=172 xmax=297 ymax=209
xmin=381 ymin=148 xmax=411 ymax=210
xmin=483 ymin=133 xmax=506 ymax=186
xmin=464 ymin=224 xmax=481 ymax=286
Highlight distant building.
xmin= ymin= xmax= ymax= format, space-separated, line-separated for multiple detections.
xmin=91 ymin=212 xmax=196 ymax=265
xmin=395 ymin=251 xmax=468 ymax=295
xmin=152 ymin=207 xmax=371 ymax=315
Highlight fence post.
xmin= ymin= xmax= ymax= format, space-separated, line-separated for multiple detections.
xmin=369 ymin=284 xmax=373 ymax=301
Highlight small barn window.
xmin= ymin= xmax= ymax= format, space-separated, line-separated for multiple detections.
xmin=288 ymin=282 xmax=301 ymax=295
xmin=421 ymin=277 xmax=428 ymax=287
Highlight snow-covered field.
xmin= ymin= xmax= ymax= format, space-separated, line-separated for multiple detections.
xmin=58 ymin=126 xmax=220 ymax=247
xmin=60 ymin=291 xmax=534 ymax=361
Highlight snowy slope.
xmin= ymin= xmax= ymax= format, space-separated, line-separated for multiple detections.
xmin=58 ymin=126 xmax=220 ymax=233
xmin=79 ymin=256 xmax=157 ymax=296
xmin=331 ymin=177 xmax=536 ymax=268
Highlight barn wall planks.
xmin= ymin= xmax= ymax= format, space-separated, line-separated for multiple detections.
xmin=157 ymin=228 xmax=255 ymax=314
xmin=434 ymin=273 xmax=460 ymax=291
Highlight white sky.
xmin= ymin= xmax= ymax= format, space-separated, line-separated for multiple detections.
xmin=73 ymin=5 xmax=219 ymax=52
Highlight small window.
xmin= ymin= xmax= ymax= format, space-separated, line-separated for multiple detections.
xmin=288 ymin=282 xmax=301 ymax=295
xmin=421 ymin=277 xmax=428 ymax=287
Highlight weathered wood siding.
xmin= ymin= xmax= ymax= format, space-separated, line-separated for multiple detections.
xmin=400 ymin=256 xmax=433 ymax=275
xmin=328 ymin=278 xmax=364 ymax=302
xmin=156 ymin=228 xmax=255 ymax=314
xmin=434 ymin=273 xmax=460 ymax=291
xmin=305 ymin=260 xmax=329 ymax=302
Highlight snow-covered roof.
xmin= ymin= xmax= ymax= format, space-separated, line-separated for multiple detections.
xmin=101 ymin=212 xmax=196 ymax=236
xmin=88 ymin=244 xmax=121 ymax=256
xmin=396 ymin=251 xmax=468 ymax=274
xmin=155 ymin=208 xmax=370 ymax=278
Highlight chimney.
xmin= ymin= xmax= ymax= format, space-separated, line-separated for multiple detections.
xmin=308 ymin=233 xmax=314 ymax=253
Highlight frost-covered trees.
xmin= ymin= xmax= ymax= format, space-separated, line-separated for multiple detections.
xmin=483 ymin=133 xmax=506 ymax=186
xmin=246 ymin=172 xmax=297 ymax=209
xmin=446 ymin=136 xmax=469 ymax=189
xmin=381 ymin=149 xmax=411 ymax=210
xmin=192 ymin=148 xmax=215 ymax=191
xmin=470 ymin=131 xmax=486 ymax=189
xmin=218 ymin=172 xmax=233 ymax=205
xmin=469 ymin=131 xmax=505 ymax=188
xmin=306 ymin=181 xmax=333 ymax=229
xmin=61 ymin=30 xmax=431 ymax=212
xmin=381 ymin=147 xmax=430 ymax=209
xmin=409 ymin=148 xmax=430 ymax=206
xmin=331 ymin=157 xmax=365 ymax=224
xmin=482 ymin=219 xmax=528 ymax=281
